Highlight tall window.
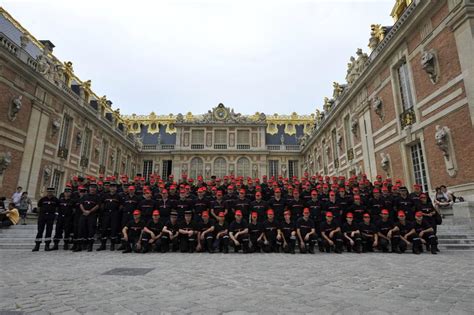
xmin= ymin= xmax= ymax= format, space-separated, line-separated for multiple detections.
xmin=213 ymin=157 xmax=227 ymax=178
xmin=331 ymin=128 xmax=338 ymax=160
xmin=397 ymin=60 xmax=415 ymax=110
xmin=289 ymin=160 xmax=298 ymax=178
xmin=143 ymin=160 xmax=153 ymax=181
xmin=411 ymin=143 xmax=428 ymax=192
xmin=344 ymin=115 xmax=352 ymax=150
xmin=237 ymin=130 xmax=250 ymax=149
xmin=268 ymin=160 xmax=279 ymax=178
xmin=51 ymin=170 xmax=62 ymax=192
xmin=162 ymin=160 xmax=172 ymax=179
xmin=190 ymin=157 xmax=204 ymax=179
xmin=58 ymin=115 xmax=72 ymax=157
xmin=236 ymin=157 xmax=250 ymax=178
xmin=115 ymin=148 xmax=121 ymax=174
xmin=100 ymin=139 xmax=109 ymax=169
xmin=214 ymin=130 xmax=227 ymax=149
xmin=191 ymin=130 xmax=205 ymax=144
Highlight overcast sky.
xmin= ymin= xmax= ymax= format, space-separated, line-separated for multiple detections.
xmin=4 ymin=0 xmax=394 ymax=116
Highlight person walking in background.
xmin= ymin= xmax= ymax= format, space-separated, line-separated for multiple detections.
xmin=18 ymin=192 xmax=32 ymax=225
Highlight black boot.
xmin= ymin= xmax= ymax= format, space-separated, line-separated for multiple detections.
xmin=44 ymin=241 xmax=52 ymax=251
xmin=63 ymin=241 xmax=69 ymax=250
xmin=96 ymin=240 xmax=106 ymax=251
xmin=72 ymin=241 xmax=82 ymax=252
xmin=51 ymin=241 xmax=59 ymax=251
xmin=32 ymin=242 xmax=40 ymax=252
xmin=110 ymin=242 xmax=115 ymax=251
xmin=122 ymin=242 xmax=132 ymax=253
xmin=87 ymin=241 xmax=94 ymax=252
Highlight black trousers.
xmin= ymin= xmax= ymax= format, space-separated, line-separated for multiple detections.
xmin=161 ymin=234 xmax=179 ymax=252
xmin=124 ymin=235 xmax=142 ymax=252
xmin=263 ymin=233 xmax=279 ymax=253
xmin=396 ymin=234 xmax=421 ymax=253
xmin=361 ymin=234 xmax=377 ymax=252
xmin=72 ymin=211 xmax=82 ymax=245
xmin=198 ymin=234 xmax=214 ymax=252
xmin=213 ymin=235 xmax=229 ymax=252
xmin=420 ymin=232 xmax=438 ymax=250
xmin=343 ymin=232 xmax=362 ymax=252
xmin=249 ymin=234 xmax=264 ymax=252
xmin=100 ymin=211 xmax=121 ymax=243
xmin=179 ymin=235 xmax=196 ymax=253
xmin=79 ymin=214 xmax=97 ymax=243
xmin=322 ymin=232 xmax=343 ymax=252
xmin=231 ymin=233 xmax=249 ymax=252
xmin=35 ymin=213 xmax=55 ymax=243
xmin=278 ymin=234 xmax=296 ymax=253
xmin=53 ymin=214 xmax=74 ymax=244
xmin=299 ymin=233 xmax=317 ymax=253
xmin=141 ymin=232 xmax=161 ymax=252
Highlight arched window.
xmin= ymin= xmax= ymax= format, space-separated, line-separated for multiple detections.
xmin=236 ymin=157 xmax=250 ymax=178
xmin=189 ymin=157 xmax=204 ymax=180
xmin=213 ymin=157 xmax=227 ymax=179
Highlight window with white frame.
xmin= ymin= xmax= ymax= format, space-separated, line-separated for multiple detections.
xmin=410 ymin=142 xmax=429 ymax=192
xmin=100 ymin=139 xmax=109 ymax=168
xmin=81 ymin=128 xmax=92 ymax=158
xmin=190 ymin=157 xmax=204 ymax=179
xmin=397 ymin=60 xmax=415 ymax=111
xmin=268 ymin=160 xmax=279 ymax=178
xmin=237 ymin=130 xmax=250 ymax=144
xmin=191 ymin=130 xmax=205 ymax=144
xmin=143 ymin=160 xmax=153 ymax=181
xmin=236 ymin=157 xmax=251 ymax=178
xmin=213 ymin=157 xmax=227 ymax=178
xmin=344 ymin=115 xmax=352 ymax=150
xmin=288 ymin=160 xmax=298 ymax=178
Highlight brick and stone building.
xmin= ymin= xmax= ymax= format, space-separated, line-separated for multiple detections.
xmin=1 ymin=0 xmax=473 ymax=202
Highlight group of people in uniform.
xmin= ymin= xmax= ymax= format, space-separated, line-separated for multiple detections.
xmin=32 ymin=173 xmax=441 ymax=255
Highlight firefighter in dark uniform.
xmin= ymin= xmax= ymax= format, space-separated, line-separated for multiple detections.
xmin=75 ymin=183 xmax=101 ymax=252
xmin=33 ymin=187 xmax=59 ymax=252
xmin=320 ymin=211 xmax=343 ymax=253
xmin=161 ymin=211 xmax=180 ymax=252
xmin=196 ymin=210 xmax=215 ymax=253
xmin=248 ymin=211 xmax=264 ymax=253
xmin=416 ymin=193 xmax=438 ymax=234
xmin=138 ymin=189 xmax=157 ymax=223
xmin=342 ymin=212 xmax=362 ymax=253
xmin=359 ymin=213 xmax=378 ymax=252
xmin=157 ymin=189 xmax=174 ymax=224
xmin=262 ymin=209 xmax=279 ymax=252
xmin=122 ymin=209 xmax=145 ymax=253
xmin=296 ymin=208 xmax=317 ymax=253
xmin=210 ymin=190 xmax=226 ymax=221
xmin=121 ymin=185 xmax=141 ymax=229
xmin=97 ymin=183 xmax=123 ymax=251
xmin=277 ymin=210 xmax=296 ymax=254
xmin=393 ymin=211 xmax=420 ymax=254
xmin=376 ymin=209 xmax=397 ymax=252
xmin=142 ymin=210 xmax=163 ymax=253
xmin=395 ymin=187 xmax=415 ymax=221
xmin=213 ymin=212 xmax=229 ymax=253
xmin=229 ymin=210 xmax=250 ymax=253
xmin=194 ymin=188 xmax=210 ymax=221
xmin=178 ymin=210 xmax=197 ymax=253
xmin=268 ymin=188 xmax=286 ymax=222
xmin=175 ymin=189 xmax=193 ymax=221
xmin=347 ymin=194 xmax=366 ymax=224
xmin=232 ymin=190 xmax=251 ymax=223
xmin=287 ymin=190 xmax=305 ymax=221
xmin=71 ymin=186 xmax=87 ymax=251
xmin=414 ymin=211 xmax=439 ymax=254
xmin=249 ymin=192 xmax=268 ymax=223
xmin=52 ymin=186 xmax=75 ymax=250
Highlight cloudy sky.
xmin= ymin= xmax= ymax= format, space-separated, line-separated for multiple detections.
xmin=4 ymin=0 xmax=394 ymax=116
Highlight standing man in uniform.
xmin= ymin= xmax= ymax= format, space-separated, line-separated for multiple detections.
xmin=97 ymin=183 xmax=123 ymax=251
xmin=52 ymin=186 xmax=75 ymax=250
xmin=33 ymin=187 xmax=59 ymax=252
xmin=75 ymin=183 xmax=101 ymax=252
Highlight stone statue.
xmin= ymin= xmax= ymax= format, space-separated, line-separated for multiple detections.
xmin=380 ymin=152 xmax=390 ymax=172
xmin=333 ymin=82 xmax=345 ymax=99
xmin=176 ymin=113 xmax=184 ymax=123
xmin=281 ymin=164 xmax=287 ymax=177
xmin=280 ymin=134 xmax=285 ymax=145
xmin=435 ymin=125 xmax=449 ymax=158
xmin=36 ymin=49 xmax=52 ymax=77
xmin=346 ymin=56 xmax=357 ymax=85
xmin=8 ymin=95 xmax=22 ymax=121
xmin=421 ymin=50 xmax=438 ymax=83
xmin=355 ymin=48 xmax=369 ymax=74
xmin=0 ymin=151 xmax=12 ymax=175
xmin=323 ymin=97 xmax=334 ymax=112
xmin=351 ymin=117 xmax=359 ymax=135
xmin=368 ymin=24 xmax=386 ymax=50
xmin=372 ymin=97 xmax=384 ymax=120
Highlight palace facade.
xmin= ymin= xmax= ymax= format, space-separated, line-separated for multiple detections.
xmin=1 ymin=0 xmax=474 ymax=201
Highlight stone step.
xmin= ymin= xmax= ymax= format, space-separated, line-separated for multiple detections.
xmin=438 ymin=244 xmax=474 ymax=250
xmin=438 ymin=239 xmax=474 ymax=244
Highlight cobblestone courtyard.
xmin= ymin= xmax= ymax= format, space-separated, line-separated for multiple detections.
xmin=1 ymin=251 xmax=473 ymax=314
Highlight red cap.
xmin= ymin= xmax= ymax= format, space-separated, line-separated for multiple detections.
xmin=373 ymin=189 xmax=380 ymax=193
xmin=216 ymin=190 xmax=223 ymax=196
xmin=255 ymin=192 xmax=262 ymax=197
xmin=363 ymin=213 xmax=370 ymax=218
xmin=326 ymin=211 xmax=333 ymax=217
xmin=397 ymin=210 xmax=406 ymax=217
xmin=239 ymin=189 xmax=246 ymax=194
xmin=179 ymin=189 xmax=186 ymax=194
xmin=128 ymin=185 xmax=135 ymax=191
xmin=267 ymin=209 xmax=274 ymax=215
xmin=218 ymin=212 xmax=225 ymax=217
xmin=381 ymin=209 xmax=389 ymax=215
xmin=329 ymin=191 xmax=336 ymax=197
xmin=311 ymin=190 xmax=317 ymax=196
xmin=235 ymin=210 xmax=242 ymax=216
xmin=354 ymin=195 xmax=361 ymax=200
xmin=415 ymin=211 xmax=423 ymax=217
xmin=275 ymin=188 xmax=281 ymax=193
xmin=303 ymin=208 xmax=310 ymax=214
xmin=346 ymin=212 xmax=354 ymax=218
xmin=284 ymin=210 xmax=291 ymax=216
xmin=251 ymin=212 xmax=258 ymax=218
xmin=382 ymin=187 xmax=389 ymax=192
xmin=152 ymin=210 xmax=160 ymax=216
xmin=202 ymin=211 xmax=209 ymax=218
xmin=133 ymin=210 xmax=141 ymax=215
